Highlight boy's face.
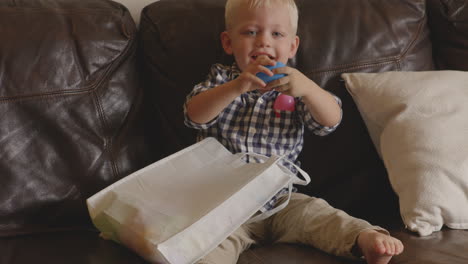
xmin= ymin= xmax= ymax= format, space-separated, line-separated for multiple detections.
xmin=221 ymin=3 xmax=299 ymax=71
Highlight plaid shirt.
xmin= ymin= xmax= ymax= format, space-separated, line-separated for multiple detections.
xmin=184 ymin=63 xmax=341 ymax=211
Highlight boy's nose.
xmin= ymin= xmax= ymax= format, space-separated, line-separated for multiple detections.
xmin=255 ymin=33 xmax=271 ymax=47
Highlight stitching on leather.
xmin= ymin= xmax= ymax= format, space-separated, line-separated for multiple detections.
xmin=0 ymin=8 xmax=122 ymax=14
xmin=305 ymin=5 xmax=427 ymax=76
xmin=306 ymin=61 xmax=396 ymax=77
xmin=0 ymin=88 xmax=95 ymax=103
xmin=92 ymin=89 xmax=119 ymax=178
xmin=92 ymin=19 xmax=138 ymax=179
xmin=0 ymin=22 xmax=134 ymax=103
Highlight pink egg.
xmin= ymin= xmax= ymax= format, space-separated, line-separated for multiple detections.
xmin=273 ymin=94 xmax=295 ymax=112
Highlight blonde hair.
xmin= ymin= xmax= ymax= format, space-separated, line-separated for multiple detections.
xmin=225 ymin=0 xmax=298 ymax=34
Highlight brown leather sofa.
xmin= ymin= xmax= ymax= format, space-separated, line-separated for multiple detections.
xmin=1 ymin=0 xmax=468 ymax=263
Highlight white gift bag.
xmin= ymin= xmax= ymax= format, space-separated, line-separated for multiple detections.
xmin=87 ymin=137 xmax=310 ymax=264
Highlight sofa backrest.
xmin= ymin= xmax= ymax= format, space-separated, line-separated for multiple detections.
xmin=427 ymin=0 xmax=468 ymax=70
xmin=0 ymin=0 xmax=156 ymax=236
xmin=140 ymin=0 xmax=435 ymax=225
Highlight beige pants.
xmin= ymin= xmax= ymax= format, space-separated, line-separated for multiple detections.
xmin=197 ymin=193 xmax=387 ymax=264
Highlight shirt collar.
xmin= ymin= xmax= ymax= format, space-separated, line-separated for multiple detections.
xmin=229 ymin=63 xmax=241 ymax=80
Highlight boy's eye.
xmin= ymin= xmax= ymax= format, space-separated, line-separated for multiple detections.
xmin=273 ymin=32 xmax=284 ymax=37
xmin=245 ymin=30 xmax=257 ymax=36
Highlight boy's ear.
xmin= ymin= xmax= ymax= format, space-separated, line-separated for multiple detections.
xmin=221 ymin=31 xmax=233 ymax=55
xmin=288 ymin=36 xmax=300 ymax=58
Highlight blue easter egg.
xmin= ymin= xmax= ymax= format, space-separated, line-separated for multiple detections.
xmin=256 ymin=62 xmax=287 ymax=83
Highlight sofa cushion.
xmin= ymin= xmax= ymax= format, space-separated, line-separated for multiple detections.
xmin=0 ymin=230 xmax=147 ymax=264
xmin=343 ymin=70 xmax=468 ymax=236
xmin=139 ymin=0 xmax=229 ymax=158
xmin=140 ymin=0 xmax=434 ymax=224
xmin=0 ymin=0 xmax=155 ymax=236
xmin=238 ymin=228 xmax=468 ymax=264
xmin=427 ymin=0 xmax=468 ymax=70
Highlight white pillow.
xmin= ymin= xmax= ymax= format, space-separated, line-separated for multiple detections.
xmin=342 ymin=71 xmax=468 ymax=236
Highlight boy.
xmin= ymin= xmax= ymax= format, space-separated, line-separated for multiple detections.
xmin=184 ymin=0 xmax=404 ymax=263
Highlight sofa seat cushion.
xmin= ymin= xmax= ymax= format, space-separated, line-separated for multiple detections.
xmin=0 ymin=230 xmax=146 ymax=264
xmin=238 ymin=228 xmax=468 ymax=264
xmin=239 ymin=243 xmax=359 ymax=264
xmin=391 ymin=228 xmax=468 ymax=264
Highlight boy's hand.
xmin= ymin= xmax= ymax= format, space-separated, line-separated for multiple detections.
xmin=266 ymin=65 xmax=342 ymax=127
xmin=265 ymin=66 xmax=315 ymax=97
xmin=235 ymin=55 xmax=276 ymax=94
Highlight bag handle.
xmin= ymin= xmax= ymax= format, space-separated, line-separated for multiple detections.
xmin=239 ymin=152 xmax=311 ymax=186
xmin=238 ymin=152 xmax=311 ymax=223
xmin=245 ymin=182 xmax=293 ymax=224
xmin=277 ymin=157 xmax=311 ymax=186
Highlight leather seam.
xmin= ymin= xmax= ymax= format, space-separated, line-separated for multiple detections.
xmin=306 ymin=61 xmax=397 ymax=77
xmin=0 ymin=20 xmax=134 ymax=103
xmin=305 ymin=6 xmax=427 ymax=76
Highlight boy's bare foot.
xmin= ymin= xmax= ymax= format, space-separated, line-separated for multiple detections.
xmin=356 ymin=229 xmax=404 ymax=264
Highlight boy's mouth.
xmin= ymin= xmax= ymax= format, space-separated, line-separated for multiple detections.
xmin=251 ymin=54 xmax=275 ymax=60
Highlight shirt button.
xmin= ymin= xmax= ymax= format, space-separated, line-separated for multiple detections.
xmin=250 ymin=128 xmax=257 ymax=134
xmin=258 ymin=98 xmax=264 ymax=104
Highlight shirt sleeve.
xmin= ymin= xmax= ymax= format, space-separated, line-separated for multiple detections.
xmin=183 ymin=64 xmax=227 ymax=130
xmin=297 ymin=93 xmax=342 ymax=136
